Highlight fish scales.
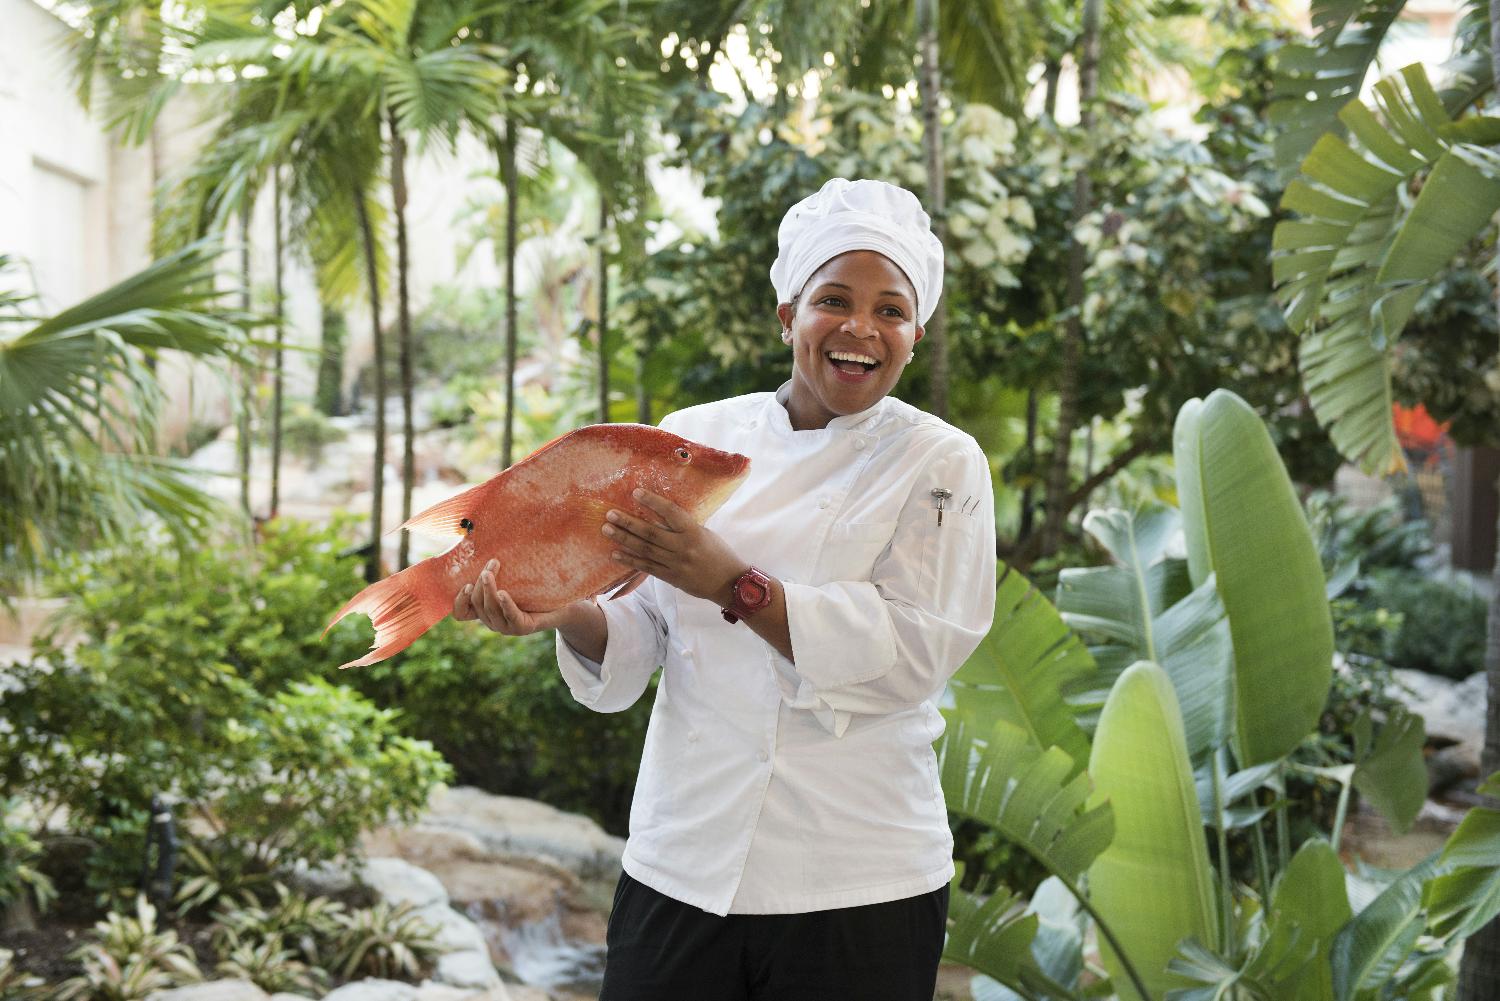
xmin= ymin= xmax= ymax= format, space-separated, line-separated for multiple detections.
xmin=325 ymin=424 xmax=751 ymax=669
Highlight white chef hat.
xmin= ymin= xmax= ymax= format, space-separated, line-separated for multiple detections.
xmin=769 ymin=177 xmax=944 ymax=325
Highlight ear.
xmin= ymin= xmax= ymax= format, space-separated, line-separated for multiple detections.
xmin=776 ymin=302 xmax=795 ymax=343
xmin=912 ymin=324 xmax=925 ymax=346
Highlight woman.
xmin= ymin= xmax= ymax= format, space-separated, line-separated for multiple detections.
xmin=455 ymin=177 xmax=996 ymax=1000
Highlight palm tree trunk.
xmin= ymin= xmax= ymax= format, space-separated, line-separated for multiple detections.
xmin=1040 ymin=0 xmax=1101 ymax=556
xmin=501 ymin=123 xmax=519 ymax=468
xmin=270 ymin=169 xmax=285 ymax=520
xmin=354 ymin=189 xmax=386 ymax=583
xmin=1457 ymin=12 xmax=1500 ymax=992
xmin=915 ymin=0 xmax=947 ymax=422
xmin=598 ymin=195 xmax=610 ymax=424
xmin=636 ymin=334 xmax=652 ymax=425
xmin=237 ymin=200 xmax=253 ymax=519
xmin=391 ymin=117 xmax=415 ymax=570
xmin=316 ymin=303 xmax=346 ymax=417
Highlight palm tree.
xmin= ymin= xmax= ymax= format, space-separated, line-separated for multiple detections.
xmin=0 ymin=243 xmax=255 ymax=596
xmin=1269 ymin=1 xmax=1500 ymax=991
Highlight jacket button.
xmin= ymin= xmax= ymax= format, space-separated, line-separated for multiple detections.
xmin=853 ymin=439 xmax=866 ymax=451
xmin=758 ymin=749 xmax=769 ymax=762
xmin=688 ymin=730 xmax=699 ymax=742
xmin=818 ymin=497 xmax=830 ymax=509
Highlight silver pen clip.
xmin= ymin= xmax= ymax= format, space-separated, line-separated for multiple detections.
xmin=931 ymin=487 xmax=953 ymax=526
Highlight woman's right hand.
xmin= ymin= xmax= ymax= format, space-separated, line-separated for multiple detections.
xmin=455 ymin=559 xmax=576 ymax=636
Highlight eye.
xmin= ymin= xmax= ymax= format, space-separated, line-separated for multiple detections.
xmin=881 ymin=306 xmax=906 ymax=318
xmin=817 ymin=295 xmax=846 ymax=308
xmin=674 ymin=447 xmax=691 ymax=463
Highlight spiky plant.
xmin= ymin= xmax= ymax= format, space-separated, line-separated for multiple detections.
xmin=212 ymin=929 xmax=328 ymax=996
xmin=331 ymin=899 xmax=441 ymax=981
xmin=56 ymin=898 xmax=201 ymax=1001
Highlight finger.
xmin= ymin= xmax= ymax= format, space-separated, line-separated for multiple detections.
xmin=602 ymin=519 xmax=667 ymax=560
xmin=606 ymin=507 xmax=665 ymax=545
xmin=611 ymin=548 xmax=668 ymax=576
xmin=632 ymin=488 xmax=688 ymax=530
xmin=454 ymin=584 xmax=476 ymax=621
xmin=476 ymin=574 xmax=507 ymax=632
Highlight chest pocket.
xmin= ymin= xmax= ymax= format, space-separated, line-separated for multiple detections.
xmin=820 ymin=520 xmax=898 ymax=583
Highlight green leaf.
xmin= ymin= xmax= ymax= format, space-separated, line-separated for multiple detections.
xmin=942 ymin=874 xmax=1049 ymax=998
xmin=950 ymin=564 xmax=1095 ymax=774
xmin=1172 ymin=390 xmax=1334 ymax=766
xmin=1088 ymin=662 xmax=1219 ymax=1001
xmin=1057 ymin=505 xmax=1233 ymax=763
xmin=1268 ymin=839 xmax=1352 ymax=1001
xmin=1350 ymin=707 xmax=1427 ymax=835
xmin=1330 ymin=853 xmax=1442 ymax=1000
xmin=938 ymin=716 xmax=1114 ymax=884
xmin=1423 ymin=805 xmax=1500 ymax=938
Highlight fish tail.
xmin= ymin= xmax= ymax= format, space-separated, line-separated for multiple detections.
xmin=324 ymin=559 xmax=451 ymax=669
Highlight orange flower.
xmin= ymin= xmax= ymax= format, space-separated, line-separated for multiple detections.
xmin=1392 ymin=402 xmax=1449 ymax=452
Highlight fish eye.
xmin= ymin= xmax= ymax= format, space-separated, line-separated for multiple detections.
xmin=674 ymin=447 xmax=691 ymax=463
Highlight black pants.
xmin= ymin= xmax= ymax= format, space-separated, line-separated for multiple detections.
xmin=598 ymin=871 xmax=949 ymax=1001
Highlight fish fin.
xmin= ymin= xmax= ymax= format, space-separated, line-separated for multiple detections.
xmin=399 ymin=479 xmax=501 ymax=539
xmin=607 ymin=571 xmax=647 ymax=601
xmin=323 ymin=560 xmax=449 ymax=669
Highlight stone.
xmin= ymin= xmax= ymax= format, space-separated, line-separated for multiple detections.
xmin=280 ymin=859 xmax=359 ymax=900
xmin=409 ymin=787 xmax=625 ymax=881
xmin=413 ymin=901 xmax=490 ymax=955
xmin=1391 ymin=669 xmax=1486 ymax=777
xmin=433 ymin=949 xmax=502 ymax=990
xmin=362 ymin=857 xmax=450 ymax=909
xmin=498 ymin=988 xmax=550 ymax=1001
xmin=320 ymin=980 xmax=418 ymax=1001
xmin=267 ymin=995 xmax=314 ymax=1001
xmin=146 ymin=981 xmax=267 ymax=1001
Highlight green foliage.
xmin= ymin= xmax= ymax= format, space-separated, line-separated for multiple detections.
xmin=0 ymin=798 xmax=55 ymax=915
xmin=57 ymin=897 xmax=203 ymax=1001
xmin=351 ymin=625 xmax=650 ymax=835
xmin=1 ymin=521 xmax=449 ymax=902
xmin=331 ymin=900 xmax=441 ymax=981
xmin=212 ymin=930 xmax=328 ymax=996
xmin=256 ymin=402 xmax=346 ymax=462
xmin=0 ymin=948 xmax=46 ymax=1001
xmin=1365 ymin=569 xmax=1487 ymax=680
xmin=315 ymin=305 xmax=348 ymax=417
xmin=210 ymin=883 xmax=346 ymax=970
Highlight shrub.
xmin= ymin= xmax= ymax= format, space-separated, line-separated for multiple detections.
xmin=0 ymin=798 xmax=55 ymax=916
xmin=1367 ymin=569 xmax=1488 ymax=679
xmin=210 ymin=883 xmax=346 ymax=969
xmin=212 ymin=930 xmax=328 ymax=996
xmin=349 ymin=626 xmax=651 ymax=835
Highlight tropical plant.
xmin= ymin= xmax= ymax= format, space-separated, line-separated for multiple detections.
xmin=212 ymin=882 xmax=347 ymax=967
xmin=0 ymin=948 xmax=46 ymax=1001
xmin=0 ymin=243 xmax=253 ymax=597
xmin=57 ymin=897 xmax=203 ymax=1001
xmin=332 ymin=900 xmax=442 ymax=981
xmin=1270 ymin=4 xmax=1500 ymax=987
xmin=0 ymin=797 xmax=56 ymax=922
xmin=212 ymin=929 xmax=329 ymax=995
xmin=938 ymin=388 xmax=1500 ymax=1000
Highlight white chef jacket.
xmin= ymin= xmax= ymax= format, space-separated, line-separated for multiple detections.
xmin=554 ymin=381 xmax=996 ymax=916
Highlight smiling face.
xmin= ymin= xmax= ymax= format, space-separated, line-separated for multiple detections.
xmin=777 ymin=250 xmax=925 ymax=431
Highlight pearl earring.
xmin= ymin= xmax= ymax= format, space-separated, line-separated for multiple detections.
xmin=906 ymin=351 xmax=914 ymax=364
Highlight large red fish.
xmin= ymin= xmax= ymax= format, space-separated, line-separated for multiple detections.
xmin=326 ymin=423 xmax=751 ymax=668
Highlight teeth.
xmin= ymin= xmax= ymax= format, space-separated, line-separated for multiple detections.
xmin=828 ymin=351 xmax=879 ymax=366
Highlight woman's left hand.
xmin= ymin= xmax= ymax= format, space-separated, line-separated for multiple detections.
xmin=603 ymin=488 xmax=745 ymax=606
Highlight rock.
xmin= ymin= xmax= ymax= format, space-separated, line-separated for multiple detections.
xmin=364 ymin=825 xmax=575 ymax=926
xmin=414 ymin=902 xmax=490 ymax=955
xmin=433 ymin=949 xmax=502 ymax=990
xmin=320 ymin=981 xmax=418 ymax=1001
xmin=280 ymin=859 xmax=360 ymax=900
xmin=1391 ymin=670 xmax=1486 ymax=779
xmin=147 ymin=981 xmax=268 ymax=1001
xmin=499 ymin=988 xmax=550 ymax=1001
xmin=267 ymin=995 xmax=314 ymax=1001
xmin=413 ymin=985 xmax=511 ymax=1001
xmin=362 ymin=857 xmax=450 ymax=909
xmin=410 ymin=787 xmax=625 ymax=881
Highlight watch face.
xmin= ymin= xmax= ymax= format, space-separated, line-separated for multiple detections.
xmin=736 ymin=578 xmax=768 ymax=606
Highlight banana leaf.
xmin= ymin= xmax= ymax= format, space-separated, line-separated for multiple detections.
xmin=950 ymin=564 xmax=1095 ymax=775
xmin=1268 ymin=838 xmax=1352 ymax=1001
xmin=1057 ymin=505 xmax=1233 ymax=764
xmin=1088 ymin=661 xmax=1218 ymax=1001
xmin=1329 ymin=852 xmax=1443 ymax=1000
xmin=937 ymin=715 xmax=1114 ymax=885
xmin=1173 ymin=390 xmax=1334 ymax=766
xmin=1422 ymin=774 xmax=1500 ymax=938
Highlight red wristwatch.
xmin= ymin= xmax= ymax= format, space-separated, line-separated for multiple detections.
xmin=722 ymin=566 xmax=773 ymax=624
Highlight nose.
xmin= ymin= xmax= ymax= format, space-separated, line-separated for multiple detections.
xmin=840 ymin=313 xmax=877 ymax=338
